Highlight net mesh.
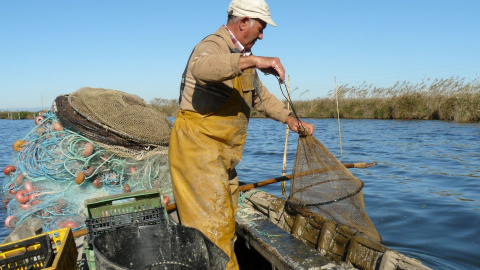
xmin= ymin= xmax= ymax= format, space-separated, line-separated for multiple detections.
xmin=287 ymin=134 xmax=381 ymax=242
xmin=55 ymin=95 xmax=151 ymax=150
xmin=68 ymin=87 xmax=171 ymax=146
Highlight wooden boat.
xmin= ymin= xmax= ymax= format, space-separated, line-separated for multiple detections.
xmin=1 ymin=185 xmax=432 ymax=270
xmin=234 ymin=188 xmax=432 ymax=270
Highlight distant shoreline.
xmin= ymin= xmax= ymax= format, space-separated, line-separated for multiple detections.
xmin=3 ymin=77 xmax=479 ymax=123
xmin=0 ymin=111 xmax=41 ymax=120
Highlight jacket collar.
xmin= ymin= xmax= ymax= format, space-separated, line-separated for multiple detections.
xmin=222 ymin=25 xmax=252 ymax=56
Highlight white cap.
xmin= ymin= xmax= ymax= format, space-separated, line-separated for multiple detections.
xmin=227 ymin=0 xmax=277 ymax=27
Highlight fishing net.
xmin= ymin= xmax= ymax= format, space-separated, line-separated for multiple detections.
xmin=55 ymin=95 xmax=147 ymax=150
xmin=287 ymin=133 xmax=381 ymax=242
xmin=2 ymin=88 xmax=173 ymax=233
xmin=262 ymin=76 xmax=381 ymax=242
xmin=68 ymin=87 xmax=171 ymax=146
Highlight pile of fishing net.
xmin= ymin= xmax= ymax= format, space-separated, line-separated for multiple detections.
xmin=2 ymin=87 xmax=173 ymax=233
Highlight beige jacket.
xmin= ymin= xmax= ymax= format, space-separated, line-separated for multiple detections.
xmin=179 ymin=26 xmax=291 ymax=124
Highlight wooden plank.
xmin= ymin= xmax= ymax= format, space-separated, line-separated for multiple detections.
xmin=235 ymin=199 xmax=339 ymax=270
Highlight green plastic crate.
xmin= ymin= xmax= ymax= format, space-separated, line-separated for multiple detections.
xmin=84 ymin=188 xmax=170 ymax=270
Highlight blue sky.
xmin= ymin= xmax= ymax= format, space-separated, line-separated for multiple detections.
xmin=1 ymin=0 xmax=479 ymax=110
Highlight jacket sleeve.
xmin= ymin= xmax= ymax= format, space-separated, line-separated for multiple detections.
xmin=190 ymin=39 xmax=243 ymax=84
xmin=253 ymin=74 xmax=291 ymax=124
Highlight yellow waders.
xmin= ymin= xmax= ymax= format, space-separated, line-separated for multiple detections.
xmin=169 ymin=70 xmax=254 ymax=270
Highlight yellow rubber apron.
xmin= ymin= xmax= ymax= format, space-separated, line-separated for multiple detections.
xmin=169 ymin=69 xmax=254 ymax=270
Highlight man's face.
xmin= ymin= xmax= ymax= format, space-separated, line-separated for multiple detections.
xmin=243 ymin=19 xmax=267 ymax=51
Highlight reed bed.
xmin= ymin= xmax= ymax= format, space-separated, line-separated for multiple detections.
xmin=150 ymin=97 xmax=180 ymax=117
xmin=4 ymin=77 xmax=476 ymax=122
xmin=148 ymin=77 xmax=479 ymax=123
xmin=0 ymin=111 xmax=36 ymax=120
xmin=291 ymin=76 xmax=480 ymax=122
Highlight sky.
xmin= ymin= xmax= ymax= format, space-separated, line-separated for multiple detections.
xmin=1 ymin=0 xmax=479 ymax=110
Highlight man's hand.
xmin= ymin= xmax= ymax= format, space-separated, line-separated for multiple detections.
xmin=286 ymin=115 xmax=315 ymax=136
xmin=239 ymin=55 xmax=285 ymax=83
xmin=255 ymin=56 xmax=285 ymax=83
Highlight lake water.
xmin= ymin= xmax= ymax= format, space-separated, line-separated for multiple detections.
xmin=1 ymin=118 xmax=479 ymax=270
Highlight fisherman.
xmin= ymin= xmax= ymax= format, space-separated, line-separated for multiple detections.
xmin=169 ymin=0 xmax=315 ymax=269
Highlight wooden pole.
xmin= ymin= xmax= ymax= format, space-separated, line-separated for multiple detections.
xmin=334 ymin=77 xmax=343 ymax=159
xmin=281 ymin=76 xmax=291 ymax=197
xmin=71 ymin=162 xmax=376 ymax=238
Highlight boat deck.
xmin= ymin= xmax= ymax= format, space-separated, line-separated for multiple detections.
xmin=236 ymin=204 xmax=341 ymax=270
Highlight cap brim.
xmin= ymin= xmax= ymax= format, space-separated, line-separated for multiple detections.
xmin=260 ymin=16 xmax=277 ymax=27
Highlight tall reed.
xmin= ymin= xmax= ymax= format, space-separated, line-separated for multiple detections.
xmin=0 ymin=111 xmax=36 ymax=120
xmin=150 ymin=98 xmax=180 ymax=117
xmin=52 ymin=76 xmax=477 ymax=123
xmin=292 ymin=76 xmax=480 ymax=122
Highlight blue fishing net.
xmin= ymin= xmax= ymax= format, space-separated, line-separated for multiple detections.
xmin=2 ymin=110 xmax=173 ymax=232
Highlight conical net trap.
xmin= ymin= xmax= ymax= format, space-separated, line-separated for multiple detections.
xmin=287 ymin=134 xmax=381 ymax=242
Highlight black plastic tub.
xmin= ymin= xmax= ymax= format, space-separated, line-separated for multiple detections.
xmin=93 ymin=224 xmax=229 ymax=270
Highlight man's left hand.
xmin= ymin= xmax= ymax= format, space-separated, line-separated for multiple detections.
xmin=286 ymin=115 xmax=315 ymax=136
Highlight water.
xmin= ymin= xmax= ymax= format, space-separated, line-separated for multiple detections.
xmin=1 ymin=118 xmax=479 ymax=269
xmin=239 ymin=118 xmax=480 ymax=270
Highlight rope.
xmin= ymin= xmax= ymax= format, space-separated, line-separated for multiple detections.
xmin=274 ymin=75 xmax=311 ymax=137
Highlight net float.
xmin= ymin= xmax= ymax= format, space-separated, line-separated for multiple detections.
xmin=163 ymin=195 xmax=169 ymax=206
xmin=24 ymin=181 xmax=34 ymax=193
xmin=5 ymin=215 xmax=19 ymax=229
xmin=93 ymin=178 xmax=103 ymax=188
xmin=29 ymin=192 xmax=41 ymax=204
xmin=83 ymin=142 xmax=94 ymax=157
xmin=36 ymin=127 xmax=46 ymax=134
xmin=30 ymin=199 xmax=41 ymax=205
xmin=129 ymin=166 xmax=137 ymax=174
xmin=3 ymin=165 xmax=16 ymax=175
xmin=123 ymin=184 xmax=131 ymax=193
xmin=15 ymin=174 xmax=25 ymax=185
xmin=51 ymin=122 xmax=64 ymax=131
xmin=83 ymin=166 xmax=95 ymax=177
xmin=8 ymin=184 xmax=16 ymax=195
xmin=62 ymin=221 xmax=78 ymax=229
xmin=34 ymin=115 xmax=45 ymax=125
xmin=20 ymin=203 xmax=32 ymax=210
xmin=16 ymin=190 xmax=29 ymax=204
xmin=75 ymin=172 xmax=85 ymax=184
xmin=12 ymin=140 xmax=26 ymax=152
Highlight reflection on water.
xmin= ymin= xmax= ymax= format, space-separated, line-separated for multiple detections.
xmin=0 ymin=118 xmax=479 ymax=270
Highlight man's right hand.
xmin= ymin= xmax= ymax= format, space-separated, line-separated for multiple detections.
xmin=255 ymin=56 xmax=285 ymax=83
xmin=239 ymin=55 xmax=285 ymax=83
